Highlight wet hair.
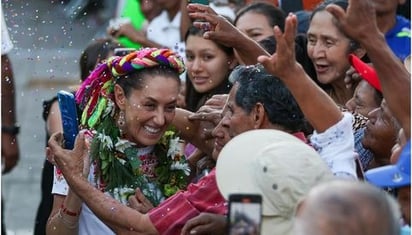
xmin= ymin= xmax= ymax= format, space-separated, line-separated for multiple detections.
xmin=310 ymin=0 xmax=361 ymax=53
xmin=234 ymin=2 xmax=286 ymax=32
xmin=184 ymin=25 xmax=234 ymax=112
xmin=116 ymin=65 xmax=181 ymax=98
xmin=79 ymin=38 xmax=121 ymax=81
xmin=229 ymin=65 xmax=305 ymax=133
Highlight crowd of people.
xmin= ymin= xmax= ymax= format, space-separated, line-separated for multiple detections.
xmin=1 ymin=0 xmax=411 ymax=234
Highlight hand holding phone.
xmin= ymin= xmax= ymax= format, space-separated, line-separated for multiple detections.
xmin=57 ymin=90 xmax=79 ymax=150
xmin=228 ymin=194 xmax=262 ymax=235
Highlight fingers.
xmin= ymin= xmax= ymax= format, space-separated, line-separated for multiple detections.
xmin=46 ymin=147 xmax=56 ymax=165
xmin=189 ymin=111 xmax=221 ymax=122
xmin=190 ymin=14 xmax=218 ymax=29
xmin=181 ymin=216 xmax=207 ymax=235
xmin=134 ymin=188 xmax=152 ymax=206
xmin=73 ymin=132 xmax=86 ymax=156
xmin=182 ymin=224 xmax=211 ymax=235
xmin=128 ymin=188 xmax=154 ymax=213
xmin=284 ymin=13 xmax=298 ymax=44
xmin=187 ymin=3 xmax=217 ymax=15
xmin=325 ymin=4 xmax=346 ymax=23
xmin=257 ymin=55 xmax=274 ymax=70
xmin=48 ymin=132 xmax=64 ymax=152
xmin=181 ymin=213 xmax=226 ymax=235
xmin=204 ymin=94 xmax=228 ymax=107
xmin=344 ymin=67 xmax=361 ymax=89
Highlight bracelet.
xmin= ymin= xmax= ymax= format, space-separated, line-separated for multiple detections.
xmin=60 ymin=204 xmax=81 ymax=217
xmin=57 ymin=209 xmax=78 ymax=229
xmin=2 ymin=125 xmax=20 ymax=135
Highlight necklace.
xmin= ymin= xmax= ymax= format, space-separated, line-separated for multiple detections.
xmin=89 ymin=115 xmax=190 ymax=206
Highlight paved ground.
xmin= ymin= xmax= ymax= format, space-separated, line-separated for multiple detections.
xmin=2 ymin=0 xmax=110 ymax=233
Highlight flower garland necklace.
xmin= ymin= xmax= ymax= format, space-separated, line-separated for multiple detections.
xmin=89 ymin=112 xmax=190 ymax=206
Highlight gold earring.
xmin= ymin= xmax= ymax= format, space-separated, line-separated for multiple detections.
xmin=117 ymin=110 xmax=126 ymax=136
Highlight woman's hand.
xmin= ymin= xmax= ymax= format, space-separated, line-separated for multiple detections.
xmin=108 ymin=22 xmax=148 ymax=44
xmin=127 ymin=188 xmax=154 ymax=213
xmin=187 ymin=4 xmax=243 ymax=48
xmin=181 ymin=213 xmax=226 ymax=235
xmin=47 ymin=131 xmax=90 ymax=180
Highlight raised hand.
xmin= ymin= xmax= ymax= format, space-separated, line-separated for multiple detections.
xmin=187 ymin=3 xmax=244 ymax=48
xmin=257 ymin=13 xmax=301 ymax=80
xmin=326 ymin=0 xmax=380 ymax=44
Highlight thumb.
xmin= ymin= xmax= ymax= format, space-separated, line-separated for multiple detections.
xmin=73 ymin=132 xmax=86 ymax=156
xmin=48 ymin=132 xmax=64 ymax=152
xmin=134 ymin=188 xmax=145 ymax=202
xmin=135 ymin=188 xmax=152 ymax=205
xmin=257 ymin=55 xmax=273 ymax=69
xmin=325 ymin=4 xmax=346 ymax=23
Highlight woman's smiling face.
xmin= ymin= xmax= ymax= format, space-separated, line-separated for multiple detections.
xmin=307 ymin=10 xmax=352 ymax=85
xmin=185 ymin=35 xmax=234 ymax=94
xmin=116 ymin=74 xmax=180 ymax=147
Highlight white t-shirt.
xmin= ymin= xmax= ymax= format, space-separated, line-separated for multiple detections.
xmin=146 ymin=10 xmax=185 ymax=58
xmin=1 ymin=6 xmax=13 ymax=55
xmin=52 ymin=145 xmax=156 ymax=234
xmin=310 ymin=112 xmax=358 ymax=179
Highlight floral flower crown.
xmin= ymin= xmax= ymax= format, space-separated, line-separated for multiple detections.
xmin=75 ymin=47 xmax=185 ymax=129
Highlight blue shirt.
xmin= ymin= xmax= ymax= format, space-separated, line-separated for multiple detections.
xmin=401 ymin=225 xmax=411 ymax=235
xmin=386 ymin=15 xmax=411 ymax=61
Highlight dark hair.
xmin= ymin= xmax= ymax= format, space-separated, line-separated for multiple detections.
xmin=79 ymin=38 xmax=121 ymax=81
xmin=184 ymin=25 xmax=234 ymax=112
xmin=116 ymin=65 xmax=181 ymax=98
xmin=310 ymin=0 xmax=361 ymax=52
xmin=258 ymin=35 xmax=277 ymax=54
xmin=229 ymin=65 xmax=305 ymax=133
xmin=234 ymin=2 xmax=286 ymax=32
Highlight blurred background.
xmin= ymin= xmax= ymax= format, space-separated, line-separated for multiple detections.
xmin=1 ymin=0 xmax=110 ymax=234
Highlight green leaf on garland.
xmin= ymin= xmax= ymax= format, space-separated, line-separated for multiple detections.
xmin=125 ymin=147 xmax=140 ymax=172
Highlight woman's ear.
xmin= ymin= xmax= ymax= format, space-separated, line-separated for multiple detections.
xmin=114 ymin=84 xmax=126 ymax=110
xmin=228 ymin=56 xmax=239 ymax=70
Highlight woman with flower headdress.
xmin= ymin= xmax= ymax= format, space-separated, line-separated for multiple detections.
xmin=46 ymin=47 xmax=192 ymax=234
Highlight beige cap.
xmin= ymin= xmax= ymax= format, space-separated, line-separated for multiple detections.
xmin=216 ymin=129 xmax=334 ymax=235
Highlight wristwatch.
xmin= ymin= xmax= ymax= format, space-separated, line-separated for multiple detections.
xmin=2 ymin=125 xmax=20 ymax=135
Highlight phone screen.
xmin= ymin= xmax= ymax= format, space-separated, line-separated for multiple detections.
xmin=114 ymin=48 xmax=136 ymax=56
xmin=188 ymin=0 xmax=209 ymax=5
xmin=228 ymin=194 xmax=262 ymax=235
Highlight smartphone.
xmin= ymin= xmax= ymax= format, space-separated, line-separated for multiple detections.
xmin=57 ymin=90 xmax=79 ymax=150
xmin=114 ymin=48 xmax=136 ymax=56
xmin=188 ymin=0 xmax=209 ymax=5
xmin=228 ymin=194 xmax=262 ymax=235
